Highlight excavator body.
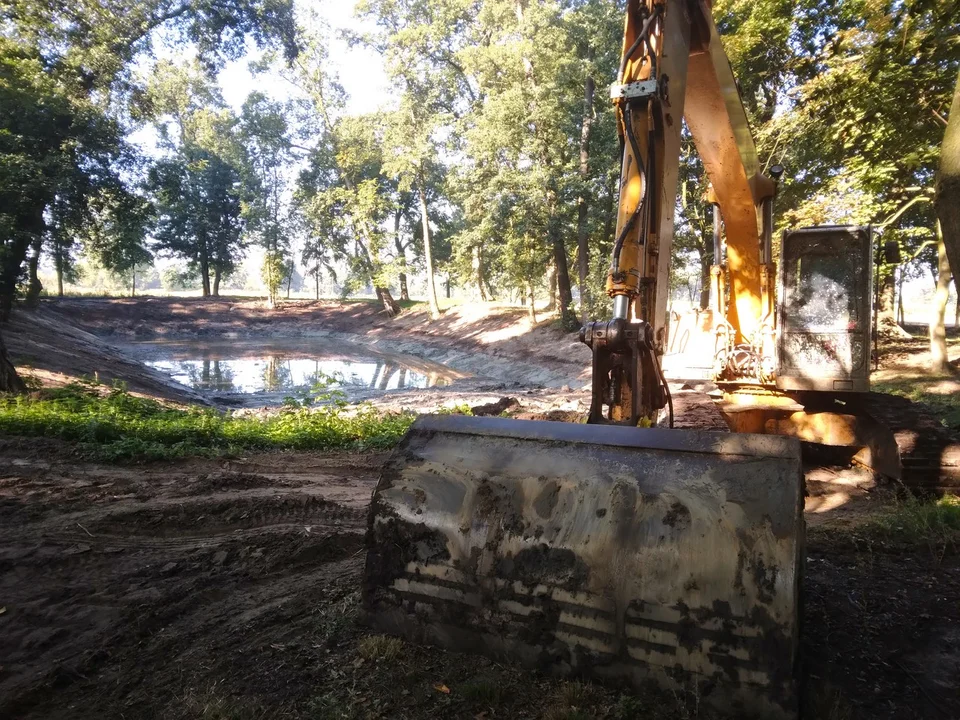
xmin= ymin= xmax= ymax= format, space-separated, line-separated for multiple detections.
xmin=363 ymin=1 xmax=821 ymax=717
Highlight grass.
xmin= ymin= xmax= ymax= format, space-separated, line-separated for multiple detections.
xmin=857 ymin=494 xmax=960 ymax=555
xmin=179 ymin=683 xmax=276 ymax=720
xmin=458 ymin=676 xmax=504 ymax=705
xmin=871 ymin=378 xmax=960 ymax=431
xmin=356 ymin=635 xmax=404 ymax=662
xmin=0 ymin=383 xmax=415 ymax=461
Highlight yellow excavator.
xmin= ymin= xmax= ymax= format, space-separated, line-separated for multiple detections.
xmin=364 ymin=2 xmax=882 ymax=718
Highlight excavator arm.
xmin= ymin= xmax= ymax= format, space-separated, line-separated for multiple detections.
xmin=583 ymin=0 xmax=778 ymax=424
xmin=363 ymin=4 xmax=804 ymax=718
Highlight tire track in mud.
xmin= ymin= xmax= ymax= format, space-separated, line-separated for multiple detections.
xmin=0 ymin=448 xmax=380 ymax=720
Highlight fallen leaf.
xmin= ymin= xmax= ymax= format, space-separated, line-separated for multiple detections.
xmin=433 ymin=683 xmax=450 ymax=694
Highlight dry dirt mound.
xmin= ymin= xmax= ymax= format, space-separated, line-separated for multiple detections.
xmin=4 ymin=307 xmax=205 ymax=404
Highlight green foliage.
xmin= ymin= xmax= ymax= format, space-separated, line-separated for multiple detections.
xmin=356 ymin=634 xmax=404 ymax=662
xmin=161 ymin=266 xmax=202 ymax=291
xmin=360 ymin=0 xmax=622 ymax=317
xmin=856 ymin=495 xmax=960 ymax=557
xmin=0 ymin=384 xmax=414 ymax=461
xmin=871 ymin=379 xmax=960 ymax=431
xmin=145 ymin=62 xmax=248 ymax=296
xmin=240 ymin=91 xmax=296 ymax=305
xmin=0 ymin=0 xmax=297 ymax=318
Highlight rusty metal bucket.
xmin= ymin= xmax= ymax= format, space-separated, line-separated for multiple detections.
xmin=363 ymin=415 xmax=803 ymax=719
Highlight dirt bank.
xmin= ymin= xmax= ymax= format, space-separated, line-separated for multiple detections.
xmin=43 ymin=296 xmax=593 ymax=384
xmin=4 ymin=307 xmax=208 ymax=405
xmin=5 ymin=298 xmax=592 ymax=409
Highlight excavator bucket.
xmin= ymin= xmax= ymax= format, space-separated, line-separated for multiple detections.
xmin=363 ymin=416 xmax=803 ymax=719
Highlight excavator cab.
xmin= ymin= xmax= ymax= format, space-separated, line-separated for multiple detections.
xmin=777 ymin=225 xmax=874 ymax=393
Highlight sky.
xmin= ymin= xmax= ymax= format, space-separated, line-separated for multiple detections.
xmin=216 ymin=0 xmax=391 ymax=117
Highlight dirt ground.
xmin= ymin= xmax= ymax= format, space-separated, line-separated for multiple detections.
xmin=0 ymin=437 xmax=957 ymax=720
xmin=2 ymin=298 xmax=959 ymax=719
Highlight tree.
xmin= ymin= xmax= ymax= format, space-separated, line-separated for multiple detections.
xmin=0 ymin=0 xmax=297 ymax=391
xmin=382 ymin=94 xmax=444 ymax=319
xmin=755 ymin=0 xmax=958 ymax=332
xmin=84 ymin=188 xmax=153 ymax=296
xmin=291 ymin=33 xmax=402 ymax=315
xmin=239 ymin=92 xmax=296 ymax=307
xmin=143 ymin=62 xmax=248 ymax=297
xmin=933 ymin=67 xmax=960 ymax=372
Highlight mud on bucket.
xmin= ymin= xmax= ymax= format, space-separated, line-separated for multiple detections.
xmin=363 ymin=415 xmax=804 ymax=720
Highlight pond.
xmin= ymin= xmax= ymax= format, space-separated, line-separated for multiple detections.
xmin=128 ymin=338 xmax=467 ymax=396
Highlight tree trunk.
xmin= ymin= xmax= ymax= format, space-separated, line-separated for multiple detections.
xmin=526 ymin=282 xmax=536 ymax=324
xmin=375 ymin=286 xmax=401 ymax=316
xmin=546 ymin=261 xmax=557 ymax=311
xmin=25 ymin=237 xmax=43 ymax=307
xmin=473 ymin=246 xmax=488 ymax=301
xmin=699 ymin=253 xmax=711 ymax=311
xmin=878 ymin=268 xmax=896 ymax=326
xmin=131 ymin=266 xmax=136 ymax=298
xmin=315 ymin=270 xmax=320 ymax=300
xmin=418 ymin=181 xmax=441 ymax=319
xmin=935 ymin=67 xmax=960 ymax=297
xmin=394 ymin=209 xmax=410 ymax=302
xmin=552 ymin=234 xmax=576 ymax=328
xmin=931 ymin=222 xmax=952 ymax=372
xmin=286 ymin=272 xmax=292 ymax=299
xmin=0 ymin=330 xmax=25 ymax=393
xmin=446 ymin=277 xmax=451 ymax=299
xmin=55 ymin=249 xmax=65 ymax=298
xmin=213 ymin=267 xmax=221 ymax=297
xmin=200 ymin=251 xmax=211 ymax=298
xmin=0 ymin=205 xmax=43 ymax=321
xmin=896 ymin=267 xmax=905 ymax=326
xmin=576 ymin=76 xmax=596 ymax=325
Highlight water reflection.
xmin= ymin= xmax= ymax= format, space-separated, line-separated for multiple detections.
xmin=147 ymin=355 xmax=450 ymax=394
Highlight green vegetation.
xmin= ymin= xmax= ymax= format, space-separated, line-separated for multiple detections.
xmin=356 ymin=635 xmax=404 ymax=663
xmin=872 ymin=378 xmax=960 ymax=431
xmin=0 ymin=383 xmax=414 ymax=461
xmin=859 ymin=495 xmax=960 ymax=554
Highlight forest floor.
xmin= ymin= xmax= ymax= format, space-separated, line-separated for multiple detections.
xmin=1 ymin=297 xmax=959 ymax=720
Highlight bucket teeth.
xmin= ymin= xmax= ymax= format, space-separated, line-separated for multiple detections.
xmin=364 ymin=415 xmax=804 ymax=720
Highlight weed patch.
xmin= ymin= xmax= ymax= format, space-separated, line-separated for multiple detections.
xmin=856 ymin=495 xmax=960 ymax=557
xmin=0 ymin=384 xmax=415 ymax=461
xmin=356 ymin=634 xmax=404 ymax=662
xmin=458 ymin=675 xmax=503 ymax=705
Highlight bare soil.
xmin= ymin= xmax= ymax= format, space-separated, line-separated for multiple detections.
xmin=0 ymin=437 xmax=957 ymax=720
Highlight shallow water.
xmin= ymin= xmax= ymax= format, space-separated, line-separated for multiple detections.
xmin=130 ymin=338 xmax=464 ymax=395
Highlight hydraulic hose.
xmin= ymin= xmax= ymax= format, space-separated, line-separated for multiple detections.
xmin=616 ymin=6 xmax=661 ymax=84
xmin=610 ymin=107 xmax=649 ymax=272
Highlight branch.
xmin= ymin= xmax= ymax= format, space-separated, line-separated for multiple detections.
xmin=877 ymin=195 xmax=931 ymax=228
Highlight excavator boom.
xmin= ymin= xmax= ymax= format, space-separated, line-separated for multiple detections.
xmin=363 ymin=2 xmax=805 ymax=717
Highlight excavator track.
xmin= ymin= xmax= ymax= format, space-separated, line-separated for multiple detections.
xmin=861 ymin=393 xmax=960 ymax=492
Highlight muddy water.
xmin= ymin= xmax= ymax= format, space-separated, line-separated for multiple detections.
xmin=126 ymin=338 xmax=468 ymax=397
